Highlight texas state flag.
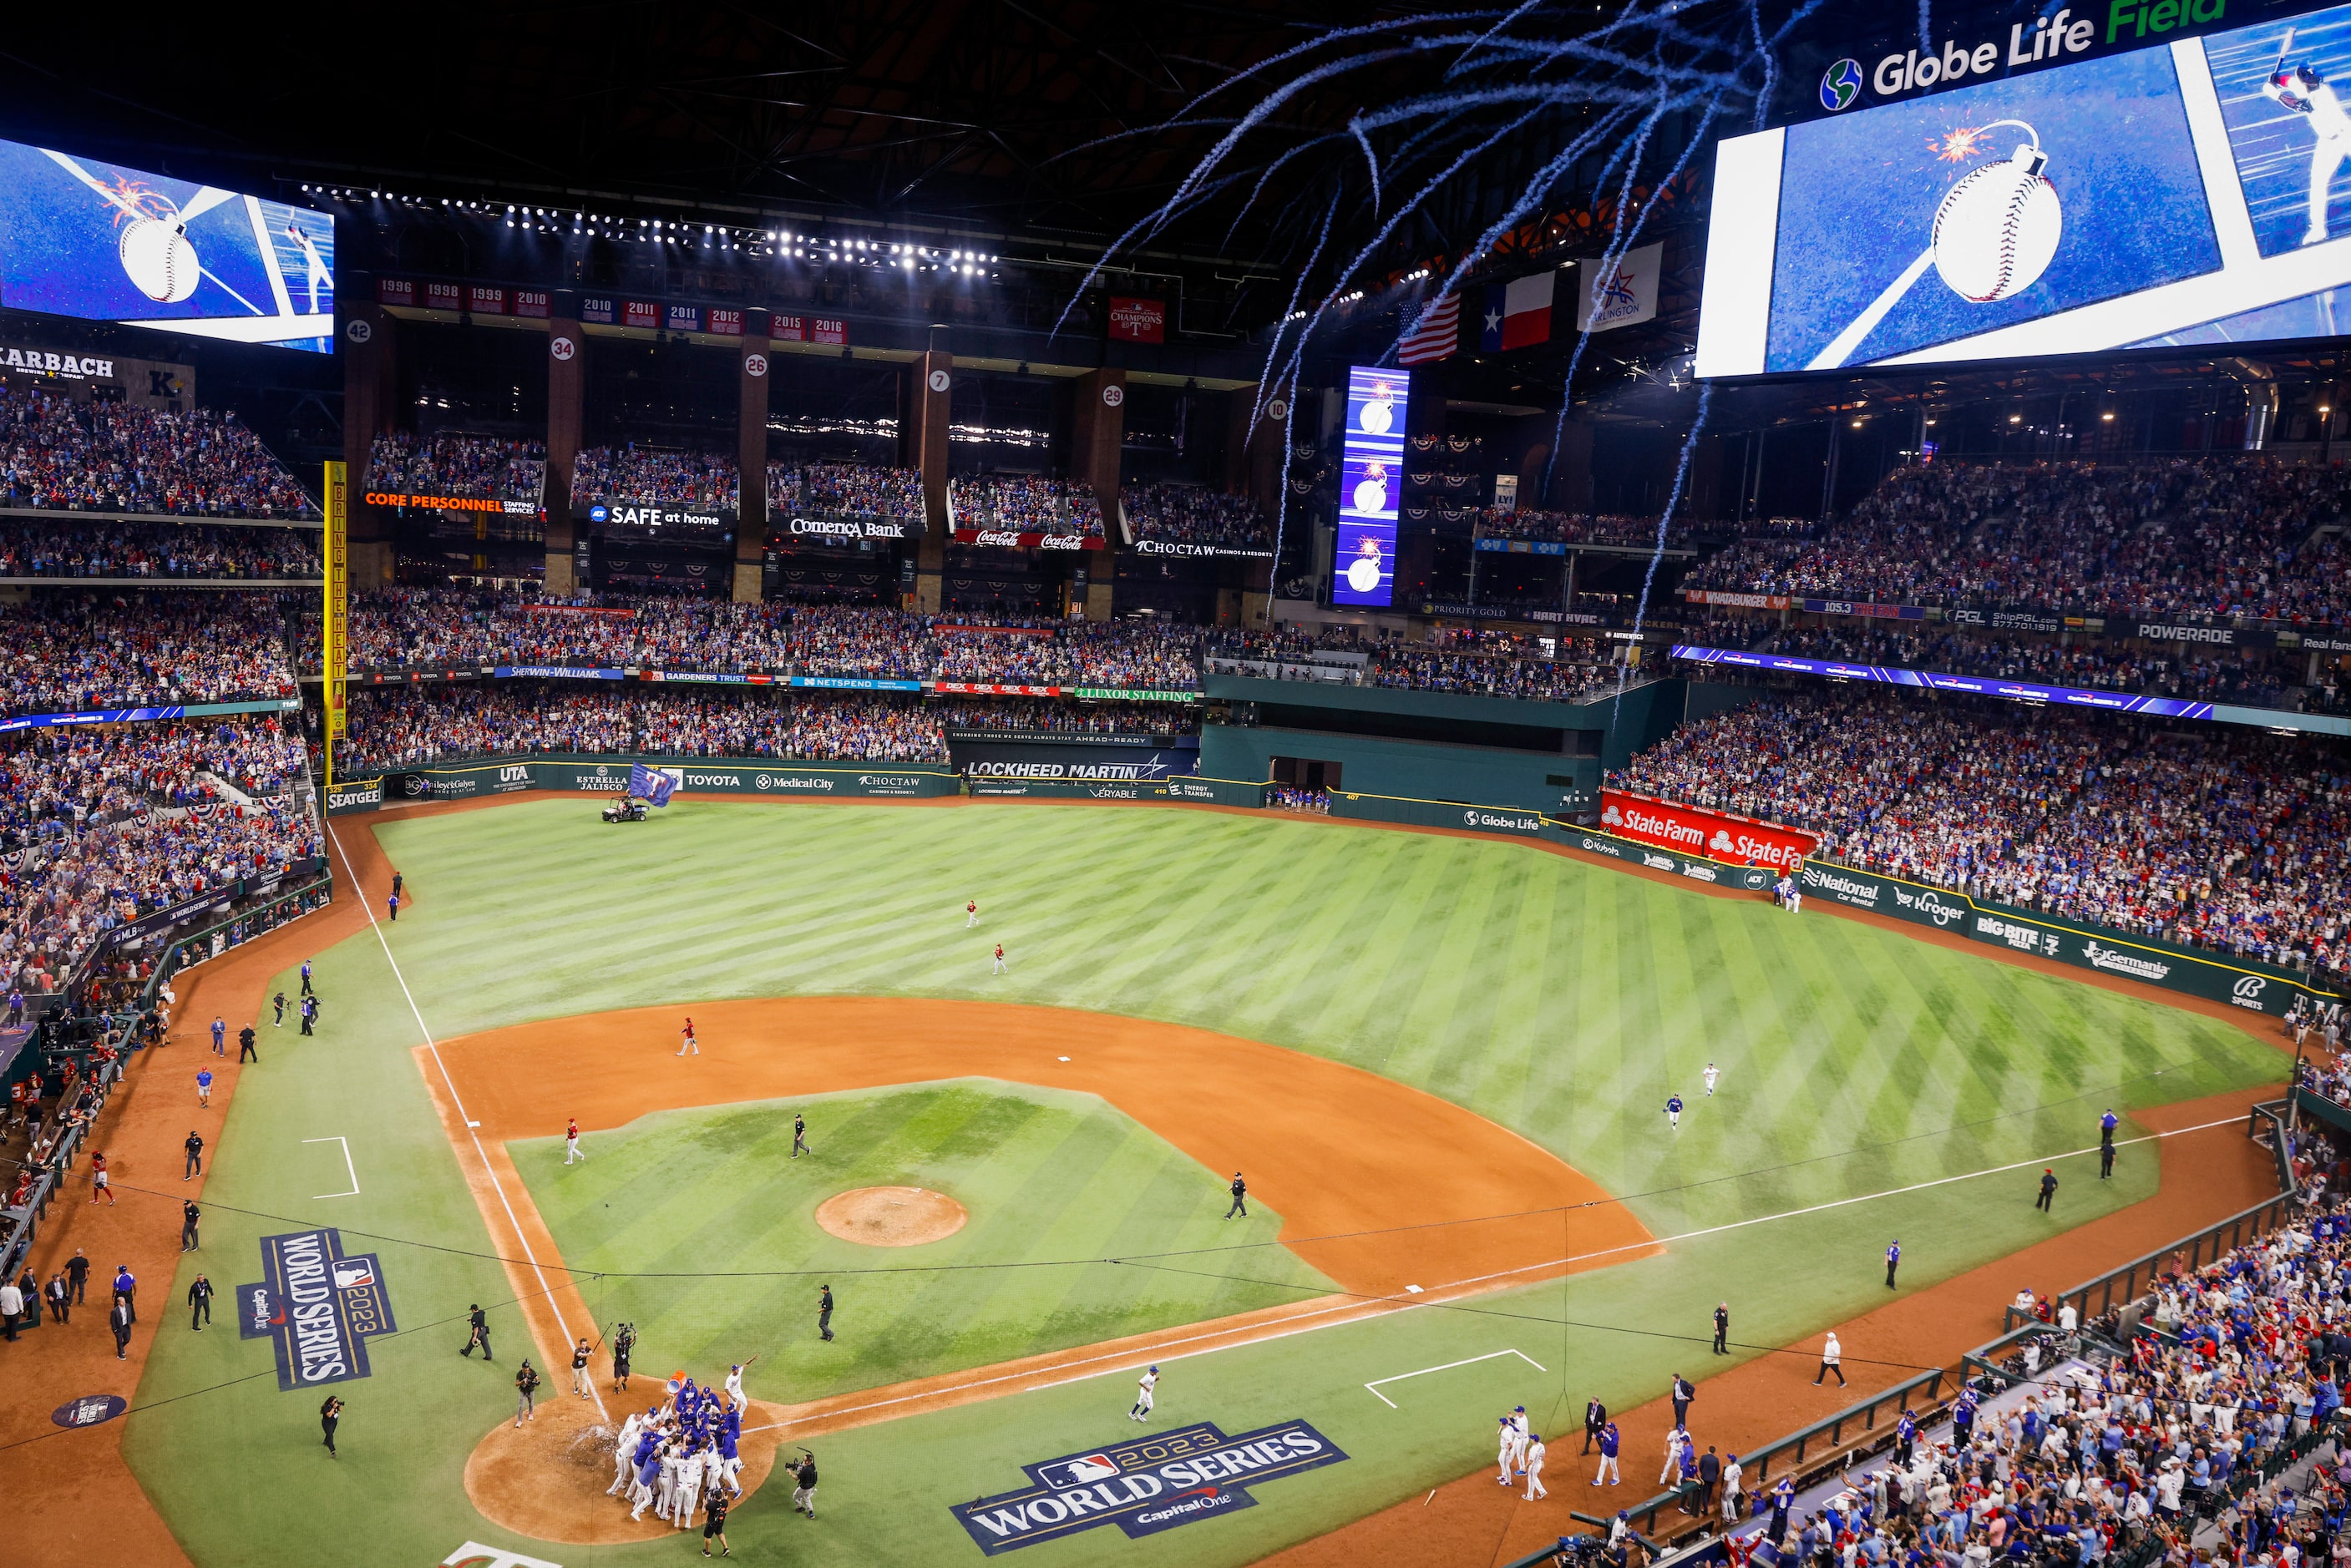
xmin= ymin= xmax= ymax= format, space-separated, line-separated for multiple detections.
xmin=1482 ymin=272 xmax=1555 ymax=352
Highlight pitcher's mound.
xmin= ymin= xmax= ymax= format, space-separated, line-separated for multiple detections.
xmin=817 ymin=1186 xmax=967 ymax=1247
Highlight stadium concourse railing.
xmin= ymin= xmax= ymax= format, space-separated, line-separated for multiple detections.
xmin=1508 ymin=1099 xmax=2306 ymax=1566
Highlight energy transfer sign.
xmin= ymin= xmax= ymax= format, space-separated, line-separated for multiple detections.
xmin=950 ymin=1419 xmax=1348 ymax=1554
xmin=236 ymin=1228 xmax=398 ymax=1391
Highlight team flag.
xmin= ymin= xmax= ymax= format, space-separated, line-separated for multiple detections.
xmin=628 ymin=762 xmax=677 ymax=807
xmin=1481 ymin=272 xmax=1555 ymax=351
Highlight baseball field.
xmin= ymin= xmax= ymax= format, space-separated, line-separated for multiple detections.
xmin=62 ymin=795 xmax=2289 ymax=1566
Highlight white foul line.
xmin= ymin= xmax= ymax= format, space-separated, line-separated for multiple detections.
xmin=327 ymin=823 xmax=609 ymax=1424
xmin=303 ymin=1136 xmax=359 ymax=1199
xmin=742 ymin=1110 xmax=2257 ymax=1434
xmin=1366 ymin=1348 xmax=1548 ymax=1409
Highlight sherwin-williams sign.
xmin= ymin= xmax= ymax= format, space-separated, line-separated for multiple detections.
xmin=951 ymin=1419 xmax=1347 ymax=1555
xmin=1796 ymin=859 xmax=2335 ymax=1017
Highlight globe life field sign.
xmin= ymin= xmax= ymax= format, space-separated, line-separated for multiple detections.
xmin=1695 ymin=0 xmax=2351 ymax=377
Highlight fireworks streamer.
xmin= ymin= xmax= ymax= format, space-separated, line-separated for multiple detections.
xmin=1613 ymin=381 xmax=1715 ymax=723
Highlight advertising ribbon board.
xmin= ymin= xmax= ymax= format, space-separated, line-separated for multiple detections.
xmin=1598 ymin=789 xmax=1816 ymax=873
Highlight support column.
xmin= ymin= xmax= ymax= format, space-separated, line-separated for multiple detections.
xmin=735 ymin=311 xmax=772 ymax=604
xmin=1231 ymin=386 xmax=1283 ymax=629
xmin=1072 ymin=367 xmax=1127 ymax=526
xmin=906 ymin=350 xmax=952 ymax=614
xmin=341 ymin=288 xmax=398 ymax=588
xmin=545 ymin=293 xmax=585 ymax=595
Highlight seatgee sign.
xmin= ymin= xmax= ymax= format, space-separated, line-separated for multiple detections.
xmin=950 ymin=1419 xmax=1348 ymax=1555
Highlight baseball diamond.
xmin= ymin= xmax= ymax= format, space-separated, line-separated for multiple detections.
xmin=7 ymin=12 xmax=2351 ymax=1568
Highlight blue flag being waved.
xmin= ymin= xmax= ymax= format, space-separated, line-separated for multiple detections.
xmin=627 ymin=762 xmax=676 ymax=807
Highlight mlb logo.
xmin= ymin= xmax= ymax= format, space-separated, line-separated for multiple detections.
xmin=1036 ymin=1454 xmax=1120 ymax=1487
xmin=333 ymin=1261 xmax=376 ymax=1291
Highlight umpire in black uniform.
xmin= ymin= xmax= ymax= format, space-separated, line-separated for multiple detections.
xmin=1224 ymin=1171 xmax=1248 ymax=1219
xmin=461 ymin=1303 xmax=493 ymax=1360
xmin=1712 ymin=1302 xmax=1730 ymax=1354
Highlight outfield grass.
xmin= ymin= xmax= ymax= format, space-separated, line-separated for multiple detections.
xmin=113 ymin=798 xmax=2288 ymax=1568
xmin=516 ymin=1082 xmax=1334 ymax=1399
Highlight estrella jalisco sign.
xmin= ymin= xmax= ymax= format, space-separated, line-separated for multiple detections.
xmin=950 ymin=1419 xmax=1347 ymax=1554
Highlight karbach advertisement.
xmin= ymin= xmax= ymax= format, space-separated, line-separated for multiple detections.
xmin=1598 ymin=789 xmax=1817 ymax=873
xmin=1699 ymin=1 xmax=2351 ymax=375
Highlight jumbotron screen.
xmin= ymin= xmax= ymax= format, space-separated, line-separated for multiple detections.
xmin=0 ymin=139 xmax=334 ymax=353
xmin=1696 ymin=1 xmax=2351 ymax=377
xmin=1334 ymin=365 xmax=1407 ymax=608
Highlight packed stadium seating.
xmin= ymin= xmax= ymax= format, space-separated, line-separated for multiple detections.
xmin=1478 ymin=508 xmax=1700 ymax=548
xmin=1685 ymin=456 xmax=2351 ymax=622
xmin=934 ymin=698 xmax=1197 ymax=735
xmin=0 ymin=518 xmax=318 ymax=581
xmin=1736 ymin=622 xmax=2301 ymax=710
xmin=0 ymin=593 xmax=297 ymax=714
xmin=365 ymin=432 xmax=547 ymax=503
xmin=570 ymin=446 xmax=738 ymax=507
xmin=0 ymin=382 xmax=317 ymax=519
xmin=338 ymin=685 xmax=949 ymax=771
xmin=769 ymin=461 xmax=924 ymax=520
xmin=1612 ymin=685 xmax=2351 ymax=980
xmin=0 ymin=714 xmax=317 ymax=995
xmin=950 ymin=475 xmax=1104 ymax=535
xmin=1122 ymin=483 xmax=1272 ymax=549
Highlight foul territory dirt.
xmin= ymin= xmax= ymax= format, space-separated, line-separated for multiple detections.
xmin=815 ymin=1186 xmax=970 ymax=1247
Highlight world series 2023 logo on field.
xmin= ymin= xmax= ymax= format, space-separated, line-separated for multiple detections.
xmin=950 ymin=1419 xmax=1348 ymax=1555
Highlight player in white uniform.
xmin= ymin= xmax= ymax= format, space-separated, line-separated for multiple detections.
xmin=671 ymin=1441 xmax=704 ymax=1529
xmin=2266 ymin=53 xmax=2351 ymax=245
xmin=608 ymin=1410 xmax=644 ymax=1495
xmin=1659 ymin=1424 xmax=1685 ymax=1485
xmin=1130 ymin=1364 xmax=1159 ymax=1421
xmin=1507 ymin=1406 xmax=1531 ymax=1479
xmin=966 ymin=899 xmax=979 ymax=927
xmin=1703 ymin=1063 xmax=1720 ymax=1097
xmin=1497 ymin=1414 xmax=1519 ymax=1484
xmin=286 ymin=220 xmax=331 ymax=313
xmin=1524 ymin=1432 xmax=1548 ymax=1500
xmin=655 ymin=1443 xmax=681 ymax=1520
xmin=724 ymin=1357 xmax=755 ymax=1408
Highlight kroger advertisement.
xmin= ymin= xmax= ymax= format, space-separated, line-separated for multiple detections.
xmin=0 ymin=139 xmax=334 ymax=352
xmin=1333 ymin=365 xmax=1407 ymax=607
xmin=1698 ymin=1 xmax=2351 ymax=375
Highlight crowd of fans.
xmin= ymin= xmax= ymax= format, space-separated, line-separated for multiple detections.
xmin=0 ymin=382 xmax=316 ymax=519
xmin=1729 ymin=1198 xmax=2351 ymax=1568
xmin=935 ymin=698 xmax=1197 ymax=736
xmin=331 ymin=594 xmax=1203 ymax=687
xmin=1612 ymin=686 xmax=2351 ymax=979
xmin=950 ymin=476 xmax=1105 ymax=536
xmin=364 ymin=432 xmax=546 ymax=503
xmin=0 ymin=518 xmax=318 ymax=581
xmin=1369 ymin=647 xmax=1615 ymax=702
xmin=337 ymin=685 xmax=949 ymax=770
xmin=571 ymin=446 xmax=738 ymax=507
xmin=1122 ymin=483 xmax=1273 ymax=550
xmin=1478 ymin=508 xmax=1701 ymax=548
xmin=0 ymin=594 xmax=296 ymax=714
xmin=1685 ymin=457 xmax=2351 ymax=623
xmin=769 ymin=462 xmax=924 ymax=520
xmin=0 ymin=714 xmax=318 ymax=996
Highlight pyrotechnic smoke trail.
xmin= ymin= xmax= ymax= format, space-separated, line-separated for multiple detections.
xmin=1614 ymin=381 xmax=1714 ymax=722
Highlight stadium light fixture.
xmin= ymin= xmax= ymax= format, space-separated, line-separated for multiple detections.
xmin=2102 ymin=411 xmax=2115 ymax=421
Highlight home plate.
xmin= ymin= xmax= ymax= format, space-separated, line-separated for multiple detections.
xmin=1057 ymin=1056 xmax=1070 ymax=1062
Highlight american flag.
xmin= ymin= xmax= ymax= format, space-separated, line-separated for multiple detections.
xmin=1396 ymin=292 xmax=1460 ymax=365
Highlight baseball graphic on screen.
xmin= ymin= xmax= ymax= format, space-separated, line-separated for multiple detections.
xmin=1932 ymin=131 xmax=2060 ymax=304
xmin=119 ymin=216 xmax=200 ymax=303
xmin=1359 ymin=381 xmax=1396 ymax=434
xmin=1345 ymin=536 xmax=1384 ymax=594
xmin=1352 ymin=460 xmax=1390 ymax=515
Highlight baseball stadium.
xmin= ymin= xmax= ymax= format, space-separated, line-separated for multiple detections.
xmin=2 ymin=6 xmax=2349 ymax=1568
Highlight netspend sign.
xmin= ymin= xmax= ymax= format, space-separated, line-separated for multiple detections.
xmin=1599 ymin=790 xmax=1816 ymax=873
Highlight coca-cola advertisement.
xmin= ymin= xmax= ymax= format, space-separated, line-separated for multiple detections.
xmin=1598 ymin=789 xmax=1816 ymax=873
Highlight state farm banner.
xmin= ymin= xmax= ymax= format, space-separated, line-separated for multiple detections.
xmin=1598 ymin=789 xmax=1815 ymax=873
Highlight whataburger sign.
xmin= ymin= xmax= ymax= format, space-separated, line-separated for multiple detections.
xmin=951 ymin=1419 xmax=1347 ymax=1555
xmin=1599 ymin=789 xmax=1816 ymax=873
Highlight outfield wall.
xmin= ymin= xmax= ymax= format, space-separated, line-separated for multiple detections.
xmin=1796 ymin=859 xmax=2332 ymax=1018
xmin=1198 ymin=724 xmax=1597 ymax=814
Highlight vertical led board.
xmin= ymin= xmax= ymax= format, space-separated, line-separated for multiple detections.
xmin=1334 ymin=366 xmax=1406 ymax=605
xmin=322 ymin=461 xmax=347 ymax=789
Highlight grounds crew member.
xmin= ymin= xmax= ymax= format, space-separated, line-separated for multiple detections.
xmin=188 ymin=1273 xmax=213 ymax=1330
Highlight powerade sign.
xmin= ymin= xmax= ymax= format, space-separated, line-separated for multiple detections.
xmin=1674 ymin=645 xmax=2217 ymax=720
xmin=1796 ymin=859 xmax=2332 ymax=1015
xmin=236 ymin=1228 xmax=398 ymax=1391
xmin=950 ymin=1419 xmax=1348 ymax=1555
xmin=0 ymin=696 xmax=301 ymax=734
